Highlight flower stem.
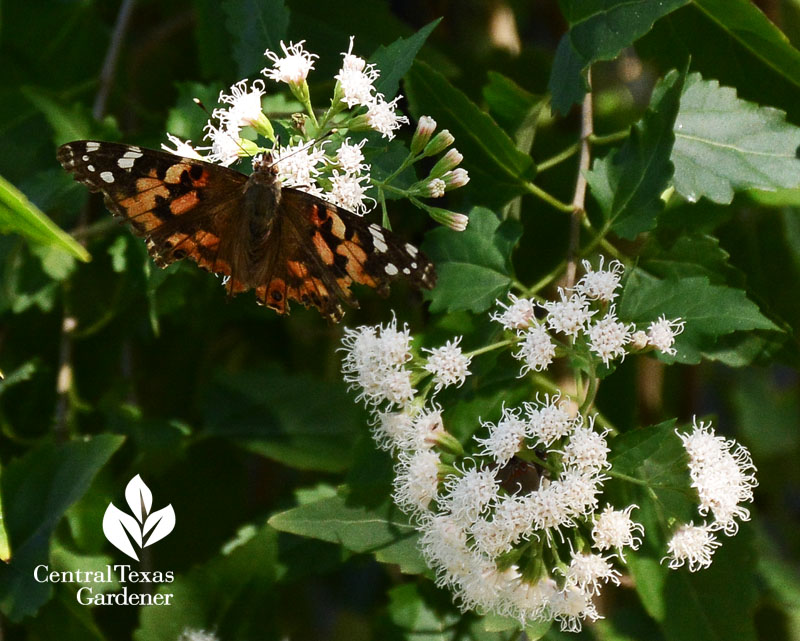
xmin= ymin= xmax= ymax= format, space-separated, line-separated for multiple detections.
xmin=522 ymin=181 xmax=574 ymax=213
xmin=464 ymin=339 xmax=515 ymax=359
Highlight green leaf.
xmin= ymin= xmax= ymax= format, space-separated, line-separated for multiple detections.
xmin=135 ymin=523 xmax=280 ymax=641
xmin=0 ymin=174 xmax=90 ymax=262
xmin=672 ymin=73 xmax=800 ymax=204
xmin=549 ymin=0 xmax=689 ymax=113
xmin=0 ymin=435 xmax=125 ymax=621
xmin=388 ymin=583 xmax=457 ymax=641
xmin=482 ymin=72 xmax=543 ymax=138
xmin=641 ymin=233 xmax=740 ymax=285
xmin=422 ymin=207 xmax=522 ymax=314
xmin=371 ymin=19 xmax=440 ymax=100
xmin=586 ymin=69 xmax=685 ymax=239
xmin=223 ymin=0 xmax=289 ymax=78
xmin=21 ymin=87 xmax=120 ymax=146
xmin=618 ymin=270 xmax=780 ymax=364
xmin=165 ymin=82 xmax=224 ymax=141
xmin=201 ymin=365 xmax=361 ymax=473
xmin=268 ymin=492 xmax=426 ymax=574
xmin=692 ymin=0 xmax=800 ymax=95
xmin=404 ymin=62 xmax=535 ymax=208
xmin=662 ymin=525 xmax=758 ymax=641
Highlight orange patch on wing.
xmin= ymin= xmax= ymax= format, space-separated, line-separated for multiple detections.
xmin=265 ymin=278 xmax=288 ymax=313
xmin=190 ymin=168 xmax=210 ymax=187
xmin=287 ymin=260 xmax=309 ymax=279
xmin=165 ymin=163 xmax=191 ymax=184
xmin=170 ymin=191 xmax=200 ymax=215
xmin=329 ymin=212 xmax=346 ymax=239
xmin=121 ymin=182 xmax=170 ymax=217
xmin=336 ymin=240 xmax=376 ymax=286
xmin=312 ymin=231 xmax=335 ymax=265
xmin=128 ymin=211 xmax=163 ymax=232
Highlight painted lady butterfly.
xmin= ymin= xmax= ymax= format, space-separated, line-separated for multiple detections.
xmin=57 ymin=141 xmax=436 ymax=322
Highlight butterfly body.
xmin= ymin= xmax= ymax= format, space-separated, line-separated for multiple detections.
xmin=57 ymin=141 xmax=436 ymax=322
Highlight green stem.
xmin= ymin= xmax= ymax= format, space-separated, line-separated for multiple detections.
xmin=589 ymin=129 xmax=630 ymax=146
xmin=379 ymin=189 xmax=391 ymax=229
xmin=537 ymin=142 xmax=580 ymax=172
xmin=464 ymin=338 xmax=515 ymax=359
xmin=524 ymin=260 xmax=566 ymax=296
xmin=523 ymin=182 xmax=574 ymax=213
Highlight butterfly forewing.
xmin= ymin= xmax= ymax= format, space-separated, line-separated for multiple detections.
xmin=57 ymin=140 xmax=247 ymax=276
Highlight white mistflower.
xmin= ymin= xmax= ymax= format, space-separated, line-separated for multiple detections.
xmin=457 ymin=560 xmax=519 ymax=613
xmin=492 ymin=293 xmax=536 ymax=330
xmin=442 ymin=167 xmax=470 ymax=189
xmin=528 ymin=479 xmax=574 ymax=534
xmin=514 ymin=324 xmax=556 ymax=375
xmin=526 ymin=394 xmax=575 ymax=446
xmin=335 ymin=138 xmax=368 ymax=174
xmin=576 ymin=257 xmax=624 ymax=302
xmin=423 ymin=337 xmax=472 ymax=391
xmin=217 ymin=79 xmax=267 ymax=129
xmin=366 ymin=95 xmax=409 ymax=139
xmin=678 ymin=418 xmax=757 ymax=535
xmin=329 ymin=170 xmax=375 ymax=215
xmin=563 ymin=551 xmax=621 ymax=595
xmin=263 ymin=40 xmax=317 ymax=85
xmin=393 ymin=449 xmax=441 ymax=515
xmin=418 ymin=514 xmax=473 ymax=585
xmin=587 ymin=307 xmax=633 ymax=365
xmin=426 ymin=177 xmax=446 ymax=198
xmin=543 ymin=289 xmax=595 ymax=338
xmin=664 ymin=522 xmax=721 ymax=572
xmin=647 ymin=315 xmax=685 ymax=355
xmin=556 ymin=468 xmax=607 ymax=520
xmin=591 ymin=504 xmax=644 ymax=557
xmin=559 ymin=420 xmax=611 ymax=473
xmin=203 ymin=123 xmax=241 ymax=167
xmin=371 ymin=410 xmax=415 ymax=453
xmin=335 ymin=37 xmax=379 ymax=107
xmin=272 ymin=141 xmax=327 ymax=188
xmin=550 ymin=585 xmax=601 ymax=633
xmin=630 ymin=330 xmax=649 ymax=351
xmin=441 ymin=464 xmax=499 ymax=526
xmin=162 ymin=134 xmax=204 ymax=159
xmin=475 ymin=405 xmax=527 ymax=466
xmin=504 ymin=577 xmax=557 ymax=624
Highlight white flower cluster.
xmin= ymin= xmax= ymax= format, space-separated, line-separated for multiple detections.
xmin=406 ymin=396 xmax=641 ymax=632
xmin=664 ymin=418 xmax=757 ymax=571
xmin=492 ymin=259 xmax=685 ymax=375
xmin=161 ymin=38 xmax=469 ymax=223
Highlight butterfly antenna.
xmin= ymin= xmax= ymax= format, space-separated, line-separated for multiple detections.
xmin=193 ymin=97 xmax=255 ymax=160
xmin=269 ymin=128 xmax=338 ymax=168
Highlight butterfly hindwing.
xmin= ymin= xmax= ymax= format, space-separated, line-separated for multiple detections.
xmin=57 ymin=140 xmax=247 ymax=277
xmin=262 ymin=189 xmax=436 ymax=322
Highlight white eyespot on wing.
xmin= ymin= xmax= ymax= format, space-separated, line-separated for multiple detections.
xmin=87 ymin=165 xmax=95 ymax=172
xmin=402 ymin=267 xmax=410 ymax=275
xmin=117 ymin=156 xmax=138 ymax=169
xmin=127 ymin=146 xmax=142 ymax=154
xmin=384 ymin=263 xmax=399 ymax=276
xmin=100 ymin=171 xmax=115 ymax=183
xmin=85 ymin=142 xmax=100 ymax=152
xmin=405 ymin=243 xmax=418 ymax=257
xmin=82 ymin=155 xmax=89 ymax=161
xmin=411 ymin=262 xmax=417 ymax=269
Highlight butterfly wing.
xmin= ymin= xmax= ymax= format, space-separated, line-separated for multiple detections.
xmin=57 ymin=140 xmax=248 ymax=280
xmin=255 ymin=188 xmax=437 ymax=322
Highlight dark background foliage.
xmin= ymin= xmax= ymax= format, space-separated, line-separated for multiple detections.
xmin=1 ymin=1 xmax=800 ymax=640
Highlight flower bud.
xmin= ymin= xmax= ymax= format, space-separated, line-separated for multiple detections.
xmin=429 ymin=148 xmax=463 ymax=179
xmin=236 ymin=138 xmax=261 ymax=157
xmin=428 ymin=206 xmax=469 ymax=231
xmin=411 ymin=115 xmax=437 ymax=155
xmin=423 ymin=129 xmax=454 ymax=156
xmin=442 ymin=168 xmax=470 ymax=189
xmin=630 ymin=330 xmax=649 ymax=351
xmin=432 ymin=431 xmax=465 ymax=457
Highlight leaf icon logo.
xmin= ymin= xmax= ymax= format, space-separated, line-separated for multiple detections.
xmin=102 ymin=475 xmax=175 ymax=561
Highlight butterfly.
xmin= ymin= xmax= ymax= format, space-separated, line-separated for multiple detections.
xmin=57 ymin=141 xmax=436 ymax=322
